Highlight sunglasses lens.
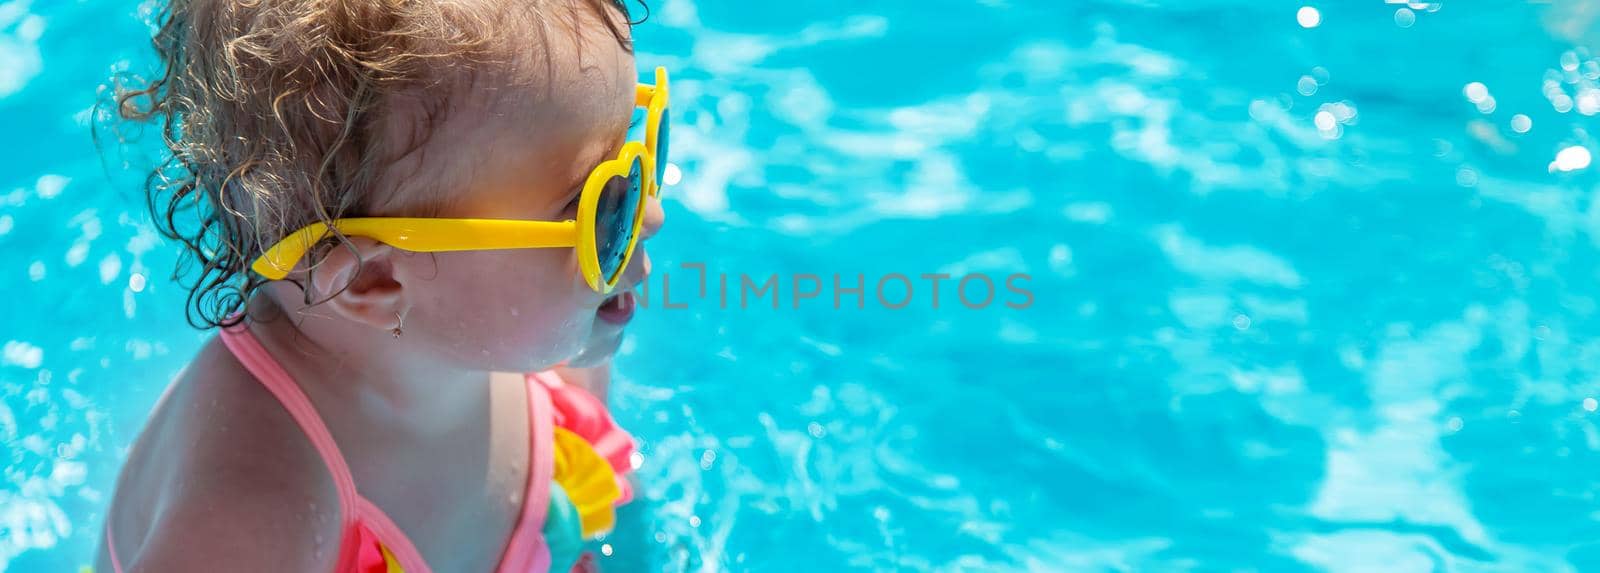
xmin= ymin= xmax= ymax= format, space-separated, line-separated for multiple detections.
xmin=594 ymin=157 xmax=644 ymax=284
xmin=654 ymin=111 xmax=671 ymax=186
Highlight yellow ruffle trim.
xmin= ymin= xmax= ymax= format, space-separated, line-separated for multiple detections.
xmin=551 ymin=426 xmax=622 ymax=538
xmin=380 ymin=543 xmax=404 ymax=573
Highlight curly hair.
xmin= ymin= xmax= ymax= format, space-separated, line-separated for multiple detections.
xmin=113 ymin=0 xmax=644 ymax=328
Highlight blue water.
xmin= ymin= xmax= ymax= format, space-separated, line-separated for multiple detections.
xmin=5 ymin=0 xmax=1600 ymax=571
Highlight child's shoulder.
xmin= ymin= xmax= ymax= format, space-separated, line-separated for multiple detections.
xmin=103 ymin=336 xmax=342 ymax=570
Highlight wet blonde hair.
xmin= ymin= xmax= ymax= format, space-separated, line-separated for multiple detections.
xmin=114 ymin=0 xmax=639 ymax=328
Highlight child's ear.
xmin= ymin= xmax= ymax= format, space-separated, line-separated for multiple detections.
xmin=311 ymin=237 xmax=407 ymax=334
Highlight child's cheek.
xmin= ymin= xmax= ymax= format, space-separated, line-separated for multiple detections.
xmin=436 ymin=249 xmax=594 ymax=371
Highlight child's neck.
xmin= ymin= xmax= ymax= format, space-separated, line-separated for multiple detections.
xmin=244 ymin=296 xmax=493 ymax=438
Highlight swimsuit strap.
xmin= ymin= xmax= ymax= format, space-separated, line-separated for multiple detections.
xmin=221 ymin=325 xmax=439 ymax=573
xmin=493 ymin=373 xmax=557 ymax=573
xmin=218 ymin=324 xmax=362 ymax=528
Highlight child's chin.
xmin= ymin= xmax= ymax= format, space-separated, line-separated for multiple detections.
xmin=565 ymin=330 xmax=623 ymax=368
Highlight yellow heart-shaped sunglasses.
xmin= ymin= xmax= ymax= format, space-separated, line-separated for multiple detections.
xmin=251 ymin=67 xmax=671 ymax=294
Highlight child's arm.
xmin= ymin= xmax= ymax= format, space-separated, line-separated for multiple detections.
xmin=99 ymin=361 xmax=344 ymax=572
xmin=102 ymin=479 xmax=341 ymax=572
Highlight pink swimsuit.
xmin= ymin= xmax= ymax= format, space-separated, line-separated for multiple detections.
xmin=105 ymin=324 xmax=637 ymax=573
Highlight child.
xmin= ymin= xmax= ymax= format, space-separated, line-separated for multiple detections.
xmin=98 ymin=0 xmax=670 ymax=570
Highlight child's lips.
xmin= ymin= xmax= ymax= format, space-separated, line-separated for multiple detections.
xmin=596 ymin=290 xmax=636 ymax=325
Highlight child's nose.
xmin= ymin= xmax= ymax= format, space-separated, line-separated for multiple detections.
xmin=638 ymin=195 xmax=665 ymax=241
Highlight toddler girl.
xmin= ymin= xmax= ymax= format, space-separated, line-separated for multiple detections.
xmin=98 ymin=0 xmax=670 ymax=571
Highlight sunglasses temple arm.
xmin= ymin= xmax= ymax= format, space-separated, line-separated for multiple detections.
xmin=252 ymin=222 xmax=333 ymax=279
xmin=252 ymin=219 xmax=583 ymax=280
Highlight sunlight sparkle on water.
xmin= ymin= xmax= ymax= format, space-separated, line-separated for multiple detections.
xmin=663 ymin=163 xmax=683 ymax=186
xmin=1510 ymin=114 xmax=1532 ymax=133
xmin=1394 ymin=8 xmax=1416 ymax=28
xmin=1550 ymin=145 xmax=1592 ymax=173
xmin=1314 ymin=111 xmax=1336 ymax=131
xmin=1464 ymin=82 xmax=1489 ymax=103
xmin=1297 ymin=6 xmax=1321 ymax=29
xmin=1297 ymin=76 xmax=1317 ymax=96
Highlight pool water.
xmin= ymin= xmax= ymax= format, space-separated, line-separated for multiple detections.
xmin=5 ymin=0 xmax=1600 ymax=571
